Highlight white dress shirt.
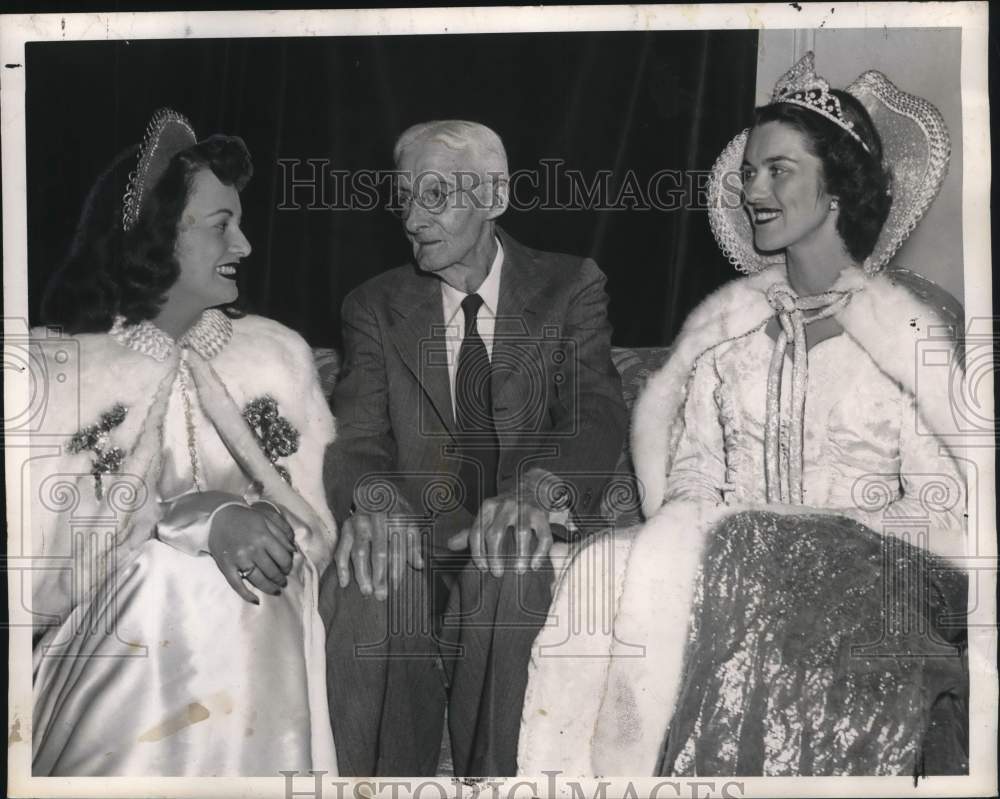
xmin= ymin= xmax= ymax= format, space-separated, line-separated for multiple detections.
xmin=439 ymin=239 xmax=504 ymax=420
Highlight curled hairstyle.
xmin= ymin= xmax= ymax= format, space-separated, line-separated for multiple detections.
xmin=41 ymin=134 xmax=253 ymax=333
xmin=753 ymin=91 xmax=892 ymax=263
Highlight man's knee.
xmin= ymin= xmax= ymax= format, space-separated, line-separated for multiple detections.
xmin=454 ymin=558 xmax=554 ymax=626
xmin=331 ymin=566 xmax=444 ymax=661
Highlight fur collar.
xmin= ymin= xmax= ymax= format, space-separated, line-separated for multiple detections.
xmin=109 ymin=308 xmax=233 ymax=362
xmin=631 ymin=265 xmax=962 ymax=518
xmin=30 ymin=314 xmax=337 ymax=624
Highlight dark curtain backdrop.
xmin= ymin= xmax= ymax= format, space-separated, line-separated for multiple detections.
xmin=26 ymin=31 xmax=757 ymax=348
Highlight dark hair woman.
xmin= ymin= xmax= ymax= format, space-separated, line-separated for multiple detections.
xmin=750 ymin=88 xmax=892 ymax=264
xmin=42 ymin=132 xmax=252 ymax=333
xmin=521 ymin=54 xmax=968 ymax=778
xmin=31 ymin=110 xmax=339 ymax=776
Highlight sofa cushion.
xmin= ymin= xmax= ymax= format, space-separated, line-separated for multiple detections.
xmin=314 ymin=348 xmax=342 ymax=398
xmin=603 ymin=347 xmax=670 ymax=527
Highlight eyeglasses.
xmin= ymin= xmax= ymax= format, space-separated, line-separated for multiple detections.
xmin=390 ymin=175 xmax=489 ymax=218
xmin=390 ymin=184 xmax=462 ymax=218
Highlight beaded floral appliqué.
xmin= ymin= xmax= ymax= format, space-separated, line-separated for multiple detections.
xmin=67 ymin=404 xmax=128 ymax=500
xmin=243 ymin=396 xmax=299 ymax=485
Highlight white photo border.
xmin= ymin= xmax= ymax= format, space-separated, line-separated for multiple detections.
xmin=3 ymin=3 xmax=994 ymax=798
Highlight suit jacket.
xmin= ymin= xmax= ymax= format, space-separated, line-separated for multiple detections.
xmin=325 ymin=227 xmax=627 ymax=542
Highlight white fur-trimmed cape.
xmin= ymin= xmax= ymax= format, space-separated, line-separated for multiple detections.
xmin=518 ymin=265 xmax=967 ymax=777
xmin=29 ymin=314 xmax=338 ymax=628
xmin=632 ymin=264 xmax=964 ymax=519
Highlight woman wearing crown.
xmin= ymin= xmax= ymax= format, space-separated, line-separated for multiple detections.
xmin=518 ymin=54 xmax=968 ymax=777
xmin=30 ymin=111 xmax=339 ymax=775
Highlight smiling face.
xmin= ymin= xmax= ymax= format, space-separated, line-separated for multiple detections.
xmin=164 ymin=168 xmax=251 ymax=316
xmin=396 ymin=138 xmax=505 ymax=291
xmin=742 ymin=121 xmax=838 ymax=256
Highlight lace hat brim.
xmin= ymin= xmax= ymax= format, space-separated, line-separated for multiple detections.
xmin=708 ymin=69 xmax=951 ymax=275
xmin=122 ymin=108 xmax=198 ymax=232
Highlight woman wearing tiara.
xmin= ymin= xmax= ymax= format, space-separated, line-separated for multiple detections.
xmin=30 ymin=110 xmax=338 ymax=775
xmin=519 ymin=54 xmax=968 ymax=777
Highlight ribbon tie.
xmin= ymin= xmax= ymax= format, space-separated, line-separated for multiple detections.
xmin=764 ymin=284 xmax=854 ymax=504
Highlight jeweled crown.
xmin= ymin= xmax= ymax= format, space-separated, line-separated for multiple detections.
xmin=121 ymin=108 xmax=197 ymax=232
xmin=771 ymin=52 xmax=870 ymax=153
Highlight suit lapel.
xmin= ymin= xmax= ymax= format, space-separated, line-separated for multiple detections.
xmin=386 ymin=269 xmax=457 ymax=438
xmin=384 ymin=230 xmax=547 ymax=439
xmin=493 ymin=229 xmax=547 ymax=400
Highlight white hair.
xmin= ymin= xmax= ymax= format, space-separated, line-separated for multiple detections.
xmin=393 ymin=120 xmax=509 ymax=180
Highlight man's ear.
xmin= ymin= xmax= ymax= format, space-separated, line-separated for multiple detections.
xmin=486 ymin=175 xmax=509 ymax=221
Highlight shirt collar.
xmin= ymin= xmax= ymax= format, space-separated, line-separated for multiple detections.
xmin=110 ymin=308 xmax=234 ymax=362
xmin=441 ymin=238 xmax=504 ymax=326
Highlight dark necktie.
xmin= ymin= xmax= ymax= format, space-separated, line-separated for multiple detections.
xmin=455 ymin=293 xmax=499 ymax=511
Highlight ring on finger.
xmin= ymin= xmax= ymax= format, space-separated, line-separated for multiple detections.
xmin=238 ymin=565 xmax=257 ymax=579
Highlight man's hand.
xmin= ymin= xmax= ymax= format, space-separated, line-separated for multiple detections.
xmin=334 ymin=496 xmax=424 ymax=600
xmin=209 ymin=503 xmax=297 ymax=604
xmin=447 ymin=472 xmax=557 ymax=577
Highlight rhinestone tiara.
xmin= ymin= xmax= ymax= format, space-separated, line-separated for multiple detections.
xmin=771 ymin=52 xmax=870 ymax=154
xmin=121 ymin=108 xmax=197 ymax=232
xmin=707 ymin=58 xmax=950 ymax=276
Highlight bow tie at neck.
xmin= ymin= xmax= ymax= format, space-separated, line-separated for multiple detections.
xmin=763 ymin=283 xmax=855 ymax=505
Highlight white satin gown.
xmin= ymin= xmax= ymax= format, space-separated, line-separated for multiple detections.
xmin=32 ymin=341 xmax=337 ymax=776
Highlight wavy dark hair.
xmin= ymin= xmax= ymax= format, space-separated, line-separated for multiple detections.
xmin=41 ymin=134 xmax=253 ymax=333
xmin=753 ymin=90 xmax=892 ymax=263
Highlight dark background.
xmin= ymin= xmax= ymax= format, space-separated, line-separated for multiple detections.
xmin=26 ymin=31 xmax=758 ymax=348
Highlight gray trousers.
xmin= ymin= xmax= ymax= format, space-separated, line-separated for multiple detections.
xmin=320 ymin=533 xmax=554 ymax=777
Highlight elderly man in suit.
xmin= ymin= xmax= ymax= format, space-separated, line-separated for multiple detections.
xmin=321 ymin=120 xmax=627 ymax=777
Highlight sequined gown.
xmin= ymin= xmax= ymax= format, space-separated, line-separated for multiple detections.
xmin=31 ymin=313 xmax=338 ymax=776
xmin=657 ymin=324 xmax=968 ymax=776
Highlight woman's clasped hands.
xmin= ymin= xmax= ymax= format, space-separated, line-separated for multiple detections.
xmin=210 ymin=501 xmax=298 ymax=603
